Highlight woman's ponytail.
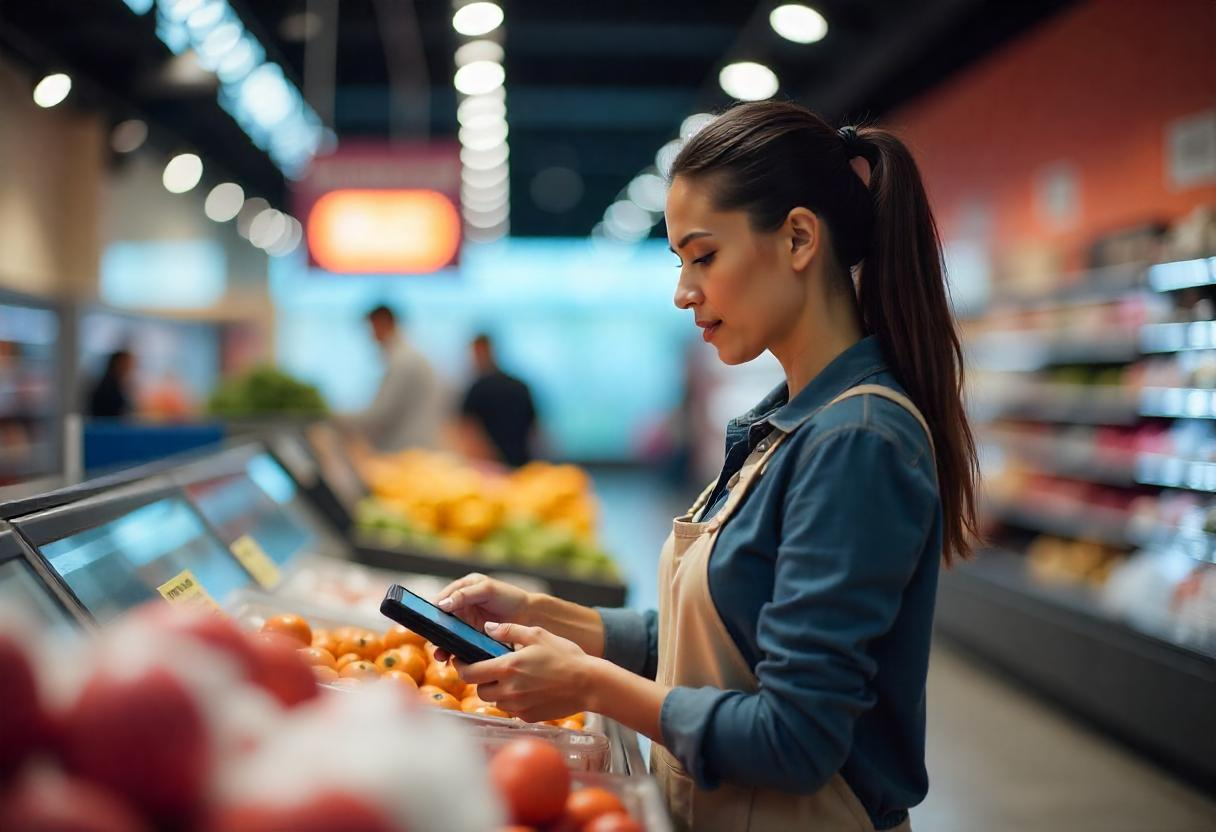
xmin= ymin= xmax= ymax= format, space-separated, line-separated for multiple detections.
xmin=853 ymin=127 xmax=980 ymax=563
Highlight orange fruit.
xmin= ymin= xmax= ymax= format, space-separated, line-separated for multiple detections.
xmin=418 ymin=685 xmax=461 ymax=711
xmin=565 ymin=787 xmax=626 ymax=827
xmin=565 ymin=713 xmax=586 ymax=726
xmin=558 ymin=719 xmax=584 ymax=731
xmin=343 ymin=632 xmax=384 ymax=661
xmin=312 ymin=666 xmax=339 ymax=684
xmin=462 ymin=699 xmax=510 ymax=719
xmin=339 ymin=660 xmax=381 ymax=681
xmin=383 ymin=625 xmax=426 ymax=650
xmin=262 ymin=614 xmax=312 ymax=647
xmin=335 ymin=652 xmax=363 ymax=670
xmin=296 ymin=646 xmax=337 ymax=670
xmin=489 ymin=739 xmax=570 ymax=826
xmin=381 ymin=670 xmax=419 ymax=690
xmin=330 ymin=677 xmax=364 ymax=690
xmin=375 ymin=646 xmax=427 ymax=682
xmin=424 ymin=660 xmax=466 ymax=698
xmin=311 ymin=629 xmax=339 ymax=654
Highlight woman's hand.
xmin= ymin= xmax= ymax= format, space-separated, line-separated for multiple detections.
xmin=435 ymin=573 xmax=532 ymax=632
xmin=454 ymin=622 xmax=596 ymax=723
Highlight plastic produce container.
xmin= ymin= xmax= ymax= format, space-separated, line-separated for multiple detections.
xmin=570 ymin=771 xmax=672 ymax=831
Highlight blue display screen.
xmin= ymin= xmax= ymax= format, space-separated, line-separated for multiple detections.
xmin=38 ymin=497 xmax=251 ymax=624
xmin=388 ymin=587 xmax=511 ymax=659
xmin=185 ymin=454 xmax=317 ymax=566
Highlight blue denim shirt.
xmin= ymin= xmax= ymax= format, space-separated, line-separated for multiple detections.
xmin=599 ymin=336 xmax=941 ymax=830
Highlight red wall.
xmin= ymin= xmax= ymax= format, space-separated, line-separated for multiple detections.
xmin=889 ymin=0 xmax=1216 ymax=269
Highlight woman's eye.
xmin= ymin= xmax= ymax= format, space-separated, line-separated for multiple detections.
xmin=693 ymin=252 xmax=716 ymax=266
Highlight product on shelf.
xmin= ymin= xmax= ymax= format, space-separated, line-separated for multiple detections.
xmin=1026 ymin=535 xmax=1125 ymax=585
xmin=1103 ymin=550 xmax=1216 ymax=654
xmin=356 ymin=451 xmax=620 ymax=579
xmin=207 ymin=365 xmax=328 ymax=419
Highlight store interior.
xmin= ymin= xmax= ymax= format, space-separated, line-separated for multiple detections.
xmin=0 ymin=0 xmax=1214 ymax=830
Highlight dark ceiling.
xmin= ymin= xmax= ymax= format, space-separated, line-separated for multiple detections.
xmin=0 ymin=0 xmax=1076 ymax=237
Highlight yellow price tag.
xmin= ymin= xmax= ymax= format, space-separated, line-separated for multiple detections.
xmin=156 ymin=570 xmax=221 ymax=612
xmin=230 ymin=535 xmax=282 ymax=590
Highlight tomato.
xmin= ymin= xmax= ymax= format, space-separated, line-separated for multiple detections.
xmin=203 ymin=791 xmax=396 ymax=832
xmin=312 ymin=666 xmax=339 ymax=685
xmin=559 ymin=719 xmax=584 ymax=732
xmin=339 ymin=661 xmax=381 ymax=681
xmin=382 ymin=625 xmax=426 ymax=650
xmin=418 ymin=685 xmax=461 ymax=711
xmin=374 ymin=647 xmax=425 ymax=682
xmin=297 ymin=646 xmax=337 ymax=670
xmin=0 ymin=634 xmax=45 ymax=781
xmin=261 ymin=614 xmax=312 ymax=647
xmin=381 ymin=671 xmax=419 ymax=690
xmin=489 ymin=739 xmax=571 ymax=826
xmin=461 ymin=696 xmax=510 ymax=719
xmin=583 ymin=811 xmax=643 ymax=832
xmin=565 ymin=788 xmax=626 ymax=827
xmin=311 ymin=629 xmax=339 ymax=655
xmin=129 ymin=604 xmax=258 ymax=678
xmin=0 ymin=771 xmax=150 ymax=832
xmin=248 ymin=633 xmax=320 ymax=707
xmin=335 ymin=652 xmax=363 ymax=670
xmin=424 ymin=660 xmax=466 ymax=698
xmin=337 ymin=631 xmax=384 ymax=661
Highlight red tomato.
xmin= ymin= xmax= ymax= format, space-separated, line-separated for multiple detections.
xmin=0 ymin=771 xmax=150 ymax=832
xmin=0 ymin=634 xmax=45 ymax=781
xmin=584 ymin=811 xmax=644 ymax=832
xmin=489 ymin=739 xmax=571 ymax=826
xmin=204 ymin=791 xmax=396 ymax=832
xmin=248 ymin=632 xmax=320 ymax=707
xmin=128 ymin=604 xmax=258 ymax=677
xmin=565 ymin=787 xmax=626 ymax=827
xmin=58 ymin=667 xmax=210 ymax=822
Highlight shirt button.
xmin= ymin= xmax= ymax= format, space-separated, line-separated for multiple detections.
xmin=756 ymin=440 xmax=770 ymax=452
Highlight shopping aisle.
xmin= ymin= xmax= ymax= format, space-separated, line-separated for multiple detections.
xmin=913 ymin=642 xmax=1216 ymax=831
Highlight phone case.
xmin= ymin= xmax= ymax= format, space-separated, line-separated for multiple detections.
xmin=380 ymin=584 xmax=509 ymax=664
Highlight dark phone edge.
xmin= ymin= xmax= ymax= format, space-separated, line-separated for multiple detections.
xmin=379 ymin=589 xmax=499 ymax=665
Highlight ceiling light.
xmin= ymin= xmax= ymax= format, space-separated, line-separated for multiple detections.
xmin=679 ymin=113 xmax=715 ymax=140
xmin=204 ymin=182 xmax=245 ymax=222
xmin=267 ymin=216 xmax=303 ymax=256
xmin=163 ymin=153 xmax=204 ymax=193
xmin=462 ymin=179 xmax=509 ymax=204
xmin=461 ymin=112 xmax=507 ymax=133
xmin=458 ymin=92 xmax=506 ymax=125
xmin=452 ymin=2 xmax=503 ymax=37
xmin=249 ymin=208 xmax=288 ymax=249
xmin=655 ymin=139 xmax=683 ymax=179
xmin=454 ymin=60 xmax=505 ymax=96
xmin=110 ymin=119 xmax=148 ymax=153
xmin=770 ymin=4 xmax=828 ymax=44
xmin=461 ymin=143 xmax=510 ymax=171
xmin=605 ymin=200 xmax=654 ymax=237
xmin=461 ymin=164 xmax=509 ymax=189
xmin=719 ymin=61 xmax=779 ymax=101
xmin=464 ymin=203 xmax=510 ymax=229
xmin=455 ymin=39 xmax=504 ymax=68
xmin=187 ymin=2 xmax=225 ymax=32
xmin=627 ymin=173 xmax=668 ymax=213
xmin=33 ymin=73 xmax=71 ymax=108
xmin=459 ymin=122 xmax=508 ymax=151
xmin=236 ymin=196 xmax=269 ymax=238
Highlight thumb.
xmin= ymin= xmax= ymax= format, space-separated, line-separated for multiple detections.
xmin=483 ymin=621 xmax=542 ymax=647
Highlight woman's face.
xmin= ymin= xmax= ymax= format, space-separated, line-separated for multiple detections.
xmin=666 ymin=175 xmax=808 ymax=366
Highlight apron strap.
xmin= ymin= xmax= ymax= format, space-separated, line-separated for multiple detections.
xmin=704 ymin=384 xmax=935 ymax=532
xmin=685 ymin=478 xmax=720 ymax=520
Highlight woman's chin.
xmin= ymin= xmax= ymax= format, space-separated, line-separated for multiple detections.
xmin=714 ymin=342 xmax=763 ymax=366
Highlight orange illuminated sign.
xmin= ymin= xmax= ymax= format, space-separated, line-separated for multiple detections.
xmin=306 ymin=189 xmax=461 ymax=274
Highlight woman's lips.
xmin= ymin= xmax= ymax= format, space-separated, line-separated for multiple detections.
xmin=701 ymin=321 xmax=721 ymax=342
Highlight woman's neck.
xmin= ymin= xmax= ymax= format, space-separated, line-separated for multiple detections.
xmin=770 ymin=283 xmax=863 ymax=400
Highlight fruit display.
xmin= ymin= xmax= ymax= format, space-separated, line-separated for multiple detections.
xmin=1025 ymin=535 xmax=1125 ymax=586
xmin=356 ymin=451 xmax=620 ymax=579
xmin=207 ymin=365 xmax=328 ymax=419
xmin=0 ymin=605 xmax=500 ymax=831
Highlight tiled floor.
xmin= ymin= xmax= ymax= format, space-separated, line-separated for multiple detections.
xmin=592 ymin=468 xmax=1216 ymax=831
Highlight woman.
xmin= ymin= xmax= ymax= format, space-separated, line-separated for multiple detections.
xmin=87 ymin=349 xmax=136 ymax=419
xmin=438 ymin=101 xmax=978 ymax=831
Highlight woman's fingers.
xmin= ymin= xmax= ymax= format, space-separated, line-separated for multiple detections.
xmin=435 ymin=573 xmax=488 ymax=606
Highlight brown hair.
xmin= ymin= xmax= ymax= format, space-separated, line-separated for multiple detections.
xmin=671 ymin=100 xmax=979 ymax=563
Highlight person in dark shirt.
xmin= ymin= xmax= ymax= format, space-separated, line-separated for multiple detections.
xmin=459 ymin=334 xmax=536 ymax=468
xmin=87 ymin=349 xmax=135 ymax=419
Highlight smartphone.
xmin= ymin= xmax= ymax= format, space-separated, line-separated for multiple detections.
xmin=380 ymin=584 xmax=512 ymax=664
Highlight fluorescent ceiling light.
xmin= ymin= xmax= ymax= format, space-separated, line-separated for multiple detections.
xmin=249 ymin=208 xmax=288 ymax=250
xmin=455 ymin=39 xmax=504 ymax=68
xmin=459 ymin=122 xmax=508 ymax=152
xmin=464 ymin=203 xmax=510 ymax=229
xmin=770 ymin=4 xmax=828 ymax=44
xmin=461 ymin=164 xmax=509 ymax=189
xmin=163 ymin=153 xmax=204 ymax=193
xmin=605 ymin=200 xmax=654 ymax=236
xmin=627 ymin=173 xmax=668 ymax=213
xmin=458 ymin=93 xmax=506 ymax=125
xmin=461 ymin=143 xmax=510 ymax=171
xmin=33 ymin=74 xmax=71 ymax=108
xmin=680 ymin=113 xmax=715 ymax=140
xmin=719 ymin=61 xmax=779 ymax=101
xmin=204 ymin=182 xmax=245 ymax=222
xmin=454 ymin=60 xmax=505 ymax=96
xmin=452 ymin=2 xmax=504 ymax=37
xmin=655 ymin=139 xmax=683 ymax=179
xmin=111 ymin=119 xmax=148 ymax=153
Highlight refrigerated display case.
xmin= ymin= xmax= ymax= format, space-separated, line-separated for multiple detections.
xmin=0 ymin=527 xmax=83 ymax=629
xmin=944 ymin=255 xmax=1216 ymax=786
xmin=0 ymin=290 xmax=62 ymax=484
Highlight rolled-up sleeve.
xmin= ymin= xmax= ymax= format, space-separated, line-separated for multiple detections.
xmin=597 ymin=607 xmax=659 ymax=680
xmin=659 ymin=427 xmax=936 ymax=791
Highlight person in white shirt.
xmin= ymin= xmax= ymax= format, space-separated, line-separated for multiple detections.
xmin=342 ymin=304 xmax=446 ymax=452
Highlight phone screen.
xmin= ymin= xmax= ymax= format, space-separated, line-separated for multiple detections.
xmin=393 ymin=587 xmax=511 ymax=659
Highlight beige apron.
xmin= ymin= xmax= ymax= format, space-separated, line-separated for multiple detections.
xmin=651 ymin=384 xmax=932 ymax=832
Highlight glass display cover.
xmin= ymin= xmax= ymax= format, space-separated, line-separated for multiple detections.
xmin=36 ymin=496 xmax=252 ymax=624
xmin=0 ymin=557 xmax=74 ymax=629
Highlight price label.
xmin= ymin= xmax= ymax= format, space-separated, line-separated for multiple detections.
xmin=157 ymin=570 xmax=221 ymax=612
xmin=230 ymin=535 xmax=282 ymax=590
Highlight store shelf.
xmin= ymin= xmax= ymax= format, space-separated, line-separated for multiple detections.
xmin=981 ymin=430 xmax=1137 ymax=487
xmin=984 ymin=263 xmax=1147 ymax=311
xmin=934 ymin=549 xmax=1216 ymax=789
xmin=1147 ymin=256 xmax=1216 ymax=293
xmin=984 ymin=496 xmax=1134 ymax=548
xmin=1139 ymin=387 xmax=1216 ymax=419
xmin=968 ymin=331 xmax=1141 ymax=370
xmin=1139 ymin=320 xmax=1216 ymax=353
xmin=1131 ymin=525 xmax=1216 ymax=565
xmin=1135 ymin=453 xmax=1216 ymax=492
xmin=973 ymin=383 xmax=1140 ymax=426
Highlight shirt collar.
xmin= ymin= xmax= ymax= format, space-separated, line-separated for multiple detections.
xmin=731 ymin=336 xmax=889 ymax=435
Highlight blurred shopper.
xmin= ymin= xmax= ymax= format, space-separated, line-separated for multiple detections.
xmin=437 ymin=101 xmax=979 ymax=832
xmin=458 ymin=333 xmax=537 ymax=467
xmin=343 ymin=305 xmax=445 ymax=452
xmin=86 ymin=349 xmax=136 ymax=419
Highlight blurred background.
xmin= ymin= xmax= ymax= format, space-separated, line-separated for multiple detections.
xmin=0 ymin=0 xmax=1214 ymax=829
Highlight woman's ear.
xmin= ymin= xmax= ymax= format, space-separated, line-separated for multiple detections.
xmin=786 ymin=207 xmax=820 ymax=272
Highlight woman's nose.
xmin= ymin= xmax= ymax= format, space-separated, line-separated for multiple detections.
xmin=674 ymin=277 xmax=702 ymax=310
